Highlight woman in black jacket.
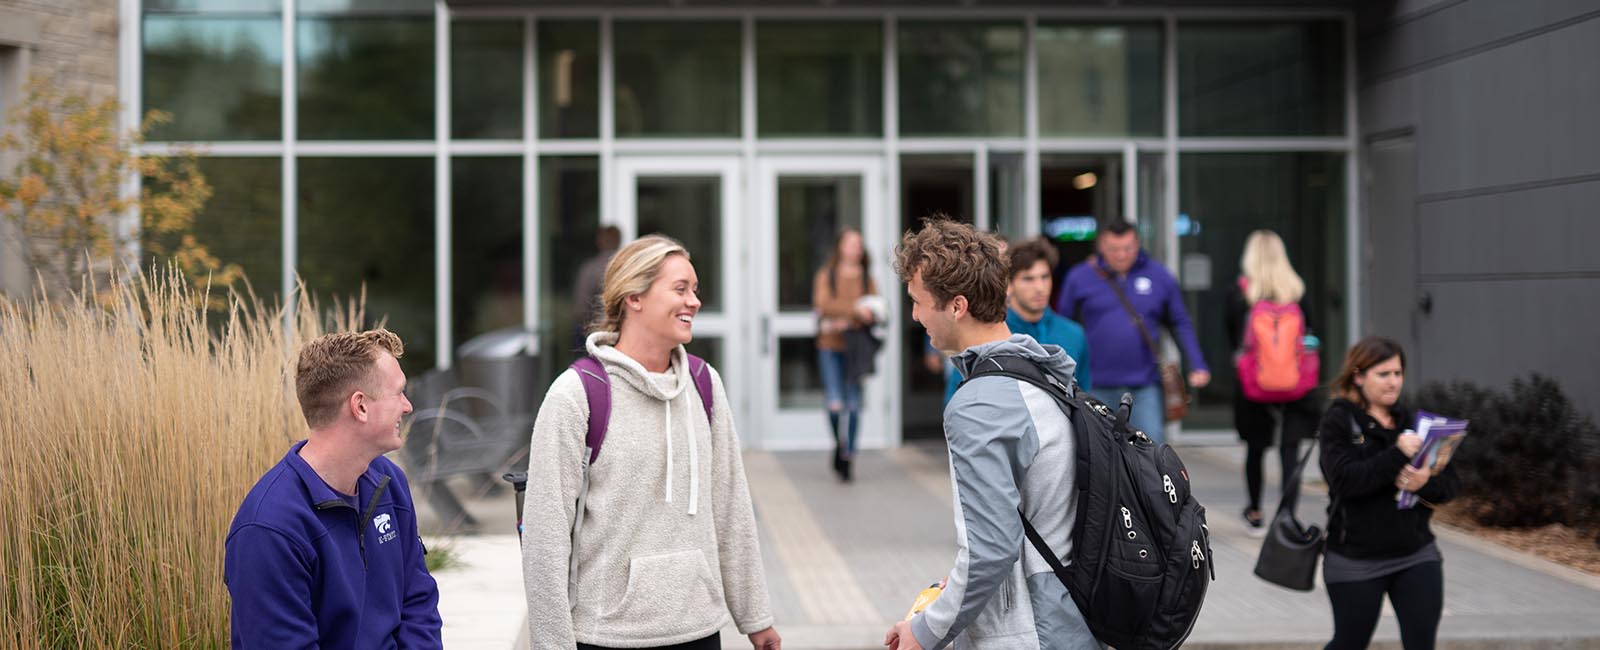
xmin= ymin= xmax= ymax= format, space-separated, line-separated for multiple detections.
xmin=1318 ymin=336 xmax=1459 ymax=650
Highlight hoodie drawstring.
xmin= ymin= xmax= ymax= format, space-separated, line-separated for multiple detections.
xmin=660 ymin=383 xmax=701 ymax=515
xmin=663 ymin=398 xmax=674 ymax=506
xmin=686 ymin=389 xmax=700 ymax=516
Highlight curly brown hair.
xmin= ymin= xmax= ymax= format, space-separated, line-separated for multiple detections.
xmin=295 ymin=329 xmax=405 ymax=429
xmin=893 ymin=217 xmax=1009 ymax=323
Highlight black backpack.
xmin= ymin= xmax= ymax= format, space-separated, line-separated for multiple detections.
xmin=963 ymin=355 xmax=1214 ymax=650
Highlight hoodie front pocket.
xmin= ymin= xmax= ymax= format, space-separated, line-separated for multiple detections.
xmin=599 ymin=549 xmax=723 ymax=639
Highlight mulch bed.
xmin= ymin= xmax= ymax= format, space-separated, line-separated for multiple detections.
xmin=1432 ymin=500 xmax=1600 ymax=576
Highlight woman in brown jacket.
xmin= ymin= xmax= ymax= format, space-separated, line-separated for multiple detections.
xmin=813 ymin=228 xmax=877 ymax=482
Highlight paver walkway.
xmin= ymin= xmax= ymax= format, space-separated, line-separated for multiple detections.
xmin=421 ymin=441 xmax=1600 ymax=649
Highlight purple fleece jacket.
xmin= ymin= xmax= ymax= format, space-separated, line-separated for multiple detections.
xmin=1054 ymin=251 xmax=1208 ymax=387
xmin=224 ymin=441 xmax=442 ymax=649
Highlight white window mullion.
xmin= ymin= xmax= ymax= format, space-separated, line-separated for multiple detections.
xmin=282 ymin=0 xmax=299 ymax=322
xmin=1343 ymin=12 xmax=1361 ymax=339
xmin=1123 ymin=141 xmax=1137 ymax=227
xmin=882 ymin=13 xmax=902 ymax=449
xmin=600 ymin=14 xmax=616 ymax=235
xmin=119 ymin=0 xmax=142 ymax=270
xmin=1023 ymin=14 xmax=1040 ymax=237
xmin=1162 ymin=14 xmax=1179 ymax=268
xmin=974 ymin=145 xmax=989 ymax=231
xmin=434 ymin=0 xmax=452 ymax=370
xmin=524 ymin=14 xmax=540 ymax=346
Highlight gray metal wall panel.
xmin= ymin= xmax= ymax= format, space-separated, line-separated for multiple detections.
xmin=1417 ymin=179 xmax=1600 ymax=278
xmin=1364 ymin=137 xmax=1420 ymax=356
xmin=1359 ymin=0 xmax=1600 ymax=418
xmin=1416 ymin=32 xmax=1551 ymax=195
xmin=1414 ymin=279 xmax=1600 ymax=411
xmin=1358 ymin=75 xmax=1418 ymax=135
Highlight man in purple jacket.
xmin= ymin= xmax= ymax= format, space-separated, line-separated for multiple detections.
xmin=225 ymin=329 xmax=443 ymax=649
xmin=1054 ymin=220 xmax=1210 ymax=444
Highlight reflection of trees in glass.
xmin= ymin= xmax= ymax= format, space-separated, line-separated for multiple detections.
xmin=1178 ymin=22 xmax=1344 ymax=136
xmin=297 ymin=158 xmax=435 ymax=372
xmin=143 ymin=16 xmax=282 ymax=141
xmin=613 ymin=22 xmax=740 ymax=137
xmin=898 ymin=23 xmax=1023 ymax=136
xmin=539 ymin=21 xmax=600 ymax=139
xmin=1036 ymin=24 xmax=1163 ymax=137
xmin=452 ymin=21 xmax=522 ymax=140
xmin=451 ymin=157 xmax=522 ymax=344
xmin=538 ymin=157 xmax=599 ymax=379
xmin=756 ymin=22 xmax=882 ymax=136
xmin=298 ymin=18 xmax=433 ymax=140
xmin=146 ymin=157 xmax=282 ymax=300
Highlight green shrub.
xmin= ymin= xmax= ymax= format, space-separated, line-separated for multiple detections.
xmin=1416 ymin=374 xmax=1600 ymax=537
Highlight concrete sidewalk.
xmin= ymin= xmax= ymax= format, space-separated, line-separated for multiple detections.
xmin=420 ymin=441 xmax=1600 ymax=649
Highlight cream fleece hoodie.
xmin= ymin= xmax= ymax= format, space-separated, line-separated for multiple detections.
xmin=522 ymin=332 xmax=774 ymax=649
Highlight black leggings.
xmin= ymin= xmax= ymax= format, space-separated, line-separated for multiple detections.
xmin=1324 ymin=561 xmax=1444 ymax=650
xmin=1237 ymin=396 xmax=1319 ymax=512
xmin=578 ymin=633 xmax=721 ymax=650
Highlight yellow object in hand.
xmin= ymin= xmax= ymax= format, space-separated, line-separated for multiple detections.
xmin=904 ymin=582 xmax=945 ymax=621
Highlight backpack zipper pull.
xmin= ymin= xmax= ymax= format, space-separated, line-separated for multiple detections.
xmin=1191 ymin=540 xmax=1204 ymax=569
xmin=1121 ymin=506 xmax=1133 ymax=529
xmin=1163 ymin=475 xmax=1178 ymax=503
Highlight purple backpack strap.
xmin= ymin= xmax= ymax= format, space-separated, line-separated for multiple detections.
xmin=571 ymin=356 xmax=611 ymax=465
xmin=572 ymin=353 xmax=715 ymax=466
xmin=686 ymin=354 xmax=714 ymax=424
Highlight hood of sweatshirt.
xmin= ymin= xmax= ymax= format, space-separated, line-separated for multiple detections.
xmin=949 ymin=333 xmax=1080 ymax=389
xmin=585 ymin=331 xmax=701 ymax=515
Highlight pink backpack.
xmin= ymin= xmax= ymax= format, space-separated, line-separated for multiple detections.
xmin=1236 ymin=281 xmax=1319 ymax=403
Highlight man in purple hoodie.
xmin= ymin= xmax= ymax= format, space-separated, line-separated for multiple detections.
xmin=1054 ymin=220 xmax=1209 ymax=444
xmin=225 ymin=329 xmax=443 ymax=649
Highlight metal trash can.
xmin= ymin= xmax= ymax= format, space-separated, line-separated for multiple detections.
xmin=455 ymin=327 xmax=541 ymax=418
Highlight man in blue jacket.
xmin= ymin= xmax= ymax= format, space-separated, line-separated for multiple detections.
xmin=1054 ymin=219 xmax=1209 ymax=444
xmin=1006 ymin=237 xmax=1092 ymax=391
xmin=225 ymin=329 xmax=443 ymax=649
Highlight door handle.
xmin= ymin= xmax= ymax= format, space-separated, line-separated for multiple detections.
xmin=1417 ymin=292 xmax=1433 ymax=315
xmin=760 ymin=315 xmax=770 ymax=356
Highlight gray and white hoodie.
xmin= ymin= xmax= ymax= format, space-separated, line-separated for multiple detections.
xmin=911 ymin=334 xmax=1105 ymax=650
xmin=521 ymin=332 xmax=773 ymax=649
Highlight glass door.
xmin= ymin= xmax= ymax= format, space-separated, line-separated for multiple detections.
xmin=612 ymin=156 xmax=746 ymax=432
xmin=754 ymin=156 xmax=894 ymax=450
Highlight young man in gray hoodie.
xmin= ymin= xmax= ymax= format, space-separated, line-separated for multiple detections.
xmin=885 ymin=219 xmax=1103 ymax=650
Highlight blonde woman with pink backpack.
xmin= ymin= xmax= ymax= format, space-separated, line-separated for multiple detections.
xmin=1228 ymin=229 xmax=1322 ymax=536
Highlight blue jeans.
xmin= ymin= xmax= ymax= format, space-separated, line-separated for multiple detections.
xmin=1091 ymin=383 xmax=1165 ymax=445
xmin=817 ymin=349 xmax=862 ymax=411
xmin=817 ymin=349 xmax=862 ymax=456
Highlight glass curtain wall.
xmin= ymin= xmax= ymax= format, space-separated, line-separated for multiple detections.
xmin=137 ymin=6 xmax=1352 ymax=435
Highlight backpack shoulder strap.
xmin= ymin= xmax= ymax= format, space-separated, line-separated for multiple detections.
xmin=571 ymin=356 xmax=611 ymax=465
xmin=686 ymin=353 xmax=715 ymax=424
xmin=960 ymin=354 xmax=1077 ymax=406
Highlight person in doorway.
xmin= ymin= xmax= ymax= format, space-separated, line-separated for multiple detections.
xmin=812 ymin=227 xmax=879 ymax=482
xmin=522 ymin=235 xmax=780 ymax=650
xmin=1006 ymin=236 xmax=1092 ymax=390
xmin=884 ymin=218 xmax=1100 ymax=650
xmin=1319 ymin=336 xmax=1457 ymax=650
xmin=1228 ymin=230 xmax=1322 ymax=536
xmin=224 ymin=329 xmax=442 ymax=649
xmin=573 ymin=225 xmax=623 ymax=353
xmin=1054 ymin=219 xmax=1209 ymax=444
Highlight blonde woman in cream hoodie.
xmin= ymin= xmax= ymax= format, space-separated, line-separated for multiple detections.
xmin=522 ymin=235 xmax=780 ymax=650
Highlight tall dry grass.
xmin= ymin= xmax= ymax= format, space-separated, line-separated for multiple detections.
xmin=0 ymin=270 xmax=361 ymax=649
